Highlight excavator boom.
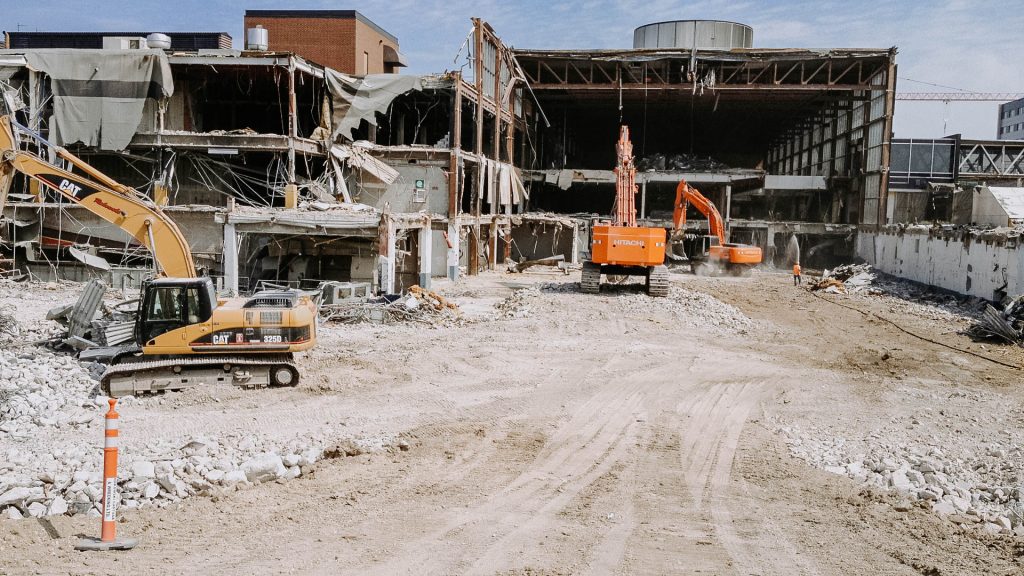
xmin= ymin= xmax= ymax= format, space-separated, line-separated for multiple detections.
xmin=0 ymin=114 xmax=317 ymax=397
xmin=613 ymin=126 xmax=637 ymax=228
xmin=671 ymin=179 xmax=726 ymax=244
xmin=0 ymin=115 xmax=196 ymax=278
xmin=670 ymin=179 xmax=761 ymax=271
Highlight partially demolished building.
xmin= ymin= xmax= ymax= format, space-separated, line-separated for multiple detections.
xmin=0 ymin=16 xmax=900 ymax=290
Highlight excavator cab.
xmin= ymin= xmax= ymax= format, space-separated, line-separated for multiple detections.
xmin=137 ymin=277 xmax=216 ymax=345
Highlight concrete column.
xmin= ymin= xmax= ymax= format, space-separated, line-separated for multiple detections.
xmin=571 ymin=222 xmax=580 ymax=265
xmin=223 ymin=222 xmax=239 ymax=295
xmin=380 ymin=220 xmax=397 ymax=294
xmin=376 ymin=215 xmax=397 ymax=294
xmin=418 ymin=224 xmax=432 ymax=289
xmin=447 ymin=221 xmax=461 ymax=281
xmin=724 ymin=184 xmax=732 ymax=239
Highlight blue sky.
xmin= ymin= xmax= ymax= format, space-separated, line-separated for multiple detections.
xmin=3 ymin=0 xmax=1023 ymax=138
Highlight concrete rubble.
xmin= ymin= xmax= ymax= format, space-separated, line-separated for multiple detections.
xmin=774 ymin=392 xmax=1024 ymax=536
xmin=496 ymin=281 xmax=754 ymax=333
xmin=810 ymin=263 xmax=878 ymax=294
xmin=319 ymin=284 xmax=463 ymax=327
xmin=0 ymin=283 xmax=399 ymax=520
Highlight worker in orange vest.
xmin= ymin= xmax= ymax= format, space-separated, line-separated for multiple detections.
xmin=793 ymin=262 xmax=802 ymax=285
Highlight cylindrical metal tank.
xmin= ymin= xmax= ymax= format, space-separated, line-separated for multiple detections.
xmin=633 ymin=20 xmax=753 ymax=50
xmin=246 ymin=26 xmax=269 ymax=51
xmin=146 ymin=33 xmax=171 ymax=50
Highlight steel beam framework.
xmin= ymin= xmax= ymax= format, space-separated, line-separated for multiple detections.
xmin=958 ymin=141 xmax=1024 ymax=177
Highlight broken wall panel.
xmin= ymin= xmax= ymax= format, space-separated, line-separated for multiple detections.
xmin=858 ymin=226 xmax=1024 ymax=301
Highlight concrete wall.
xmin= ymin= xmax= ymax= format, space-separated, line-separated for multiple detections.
xmin=348 ymin=164 xmax=448 ymax=214
xmin=857 ymin=228 xmax=1024 ymax=300
xmin=972 ymin=188 xmax=1011 ymax=228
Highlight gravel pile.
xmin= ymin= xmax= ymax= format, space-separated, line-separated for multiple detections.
xmin=774 ymin=390 xmax=1024 ymax=536
xmin=615 ymin=287 xmax=754 ymax=333
xmin=0 ymin=347 xmax=100 ymax=435
xmin=0 ymin=329 xmax=392 ymax=520
xmin=495 ymin=282 xmax=754 ymax=333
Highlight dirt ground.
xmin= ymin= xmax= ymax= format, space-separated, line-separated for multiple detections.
xmin=3 ymin=268 xmax=1024 ymax=575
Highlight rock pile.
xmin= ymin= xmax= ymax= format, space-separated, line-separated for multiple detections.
xmin=495 ymin=282 xmax=754 ymax=333
xmin=810 ymin=264 xmax=878 ymax=294
xmin=0 ymin=347 xmax=100 ymax=435
xmin=0 ymin=339 xmax=392 ymax=520
xmin=0 ymin=427 xmax=337 ymax=520
xmin=496 ymin=286 xmax=544 ymax=319
xmin=615 ymin=287 xmax=755 ymax=333
xmin=776 ymin=412 xmax=1024 ymax=536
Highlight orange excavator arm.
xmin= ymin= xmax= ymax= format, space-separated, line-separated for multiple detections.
xmin=671 ymin=179 xmax=726 ymax=245
xmin=0 ymin=115 xmax=196 ymax=278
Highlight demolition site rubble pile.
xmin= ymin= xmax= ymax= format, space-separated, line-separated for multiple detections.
xmin=773 ymin=388 xmax=1024 ymax=536
xmin=0 ymin=309 xmax=393 ymax=520
xmin=966 ymin=294 xmax=1024 ymax=344
xmin=320 ymin=285 xmax=463 ymax=327
xmin=497 ymin=282 xmax=754 ymax=333
xmin=810 ymin=263 xmax=879 ymax=294
xmin=809 ymin=263 xmax=980 ymax=325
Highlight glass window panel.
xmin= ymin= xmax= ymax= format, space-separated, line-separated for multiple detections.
xmin=932 ymin=144 xmax=953 ymax=173
xmin=890 ymin=142 xmax=910 ymax=172
xmin=911 ymin=143 xmax=933 ymax=172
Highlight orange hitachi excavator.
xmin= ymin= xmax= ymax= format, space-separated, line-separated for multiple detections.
xmin=0 ymin=115 xmax=318 ymax=396
xmin=582 ymin=126 xmax=669 ymax=297
xmin=670 ymin=179 xmax=762 ymax=275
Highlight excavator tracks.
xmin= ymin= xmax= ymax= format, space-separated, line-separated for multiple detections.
xmin=646 ymin=265 xmax=670 ymax=297
xmin=101 ymin=354 xmax=299 ymax=397
xmin=581 ymin=261 xmax=602 ymax=294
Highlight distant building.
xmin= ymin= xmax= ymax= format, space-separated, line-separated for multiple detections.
xmin=4 ymin=31 xmax=231 ymax=51
xmin=998 ymin=97 xmax=1024 ymax=140
xmin=243 ymin=10 xmax=405 ymax=74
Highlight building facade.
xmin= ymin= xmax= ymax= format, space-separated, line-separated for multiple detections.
xmin=243 ymin=10 xmax=405 ymax=74
xmin=998 ymin=97 xmax=1024 ymax=140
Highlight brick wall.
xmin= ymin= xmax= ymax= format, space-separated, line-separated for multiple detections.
xmin=243 ymin=15 xmax=399 ymax=74
xmin=243 ymin=16 xmax=357 ymax=72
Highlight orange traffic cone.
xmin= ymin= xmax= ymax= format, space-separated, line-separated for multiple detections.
xmin=75 ymin=398 xmax=138 ymax=551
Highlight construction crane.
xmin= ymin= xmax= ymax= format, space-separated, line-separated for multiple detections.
xmin=0 ymin=115 xmax=318 ymax=397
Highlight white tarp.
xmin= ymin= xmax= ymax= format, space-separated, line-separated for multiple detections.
xmin=24 ymin=49 xmax=173 ymax=151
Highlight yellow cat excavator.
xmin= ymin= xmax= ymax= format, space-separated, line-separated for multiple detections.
xmin=0 ymin=115 xmax=317 ymax=396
